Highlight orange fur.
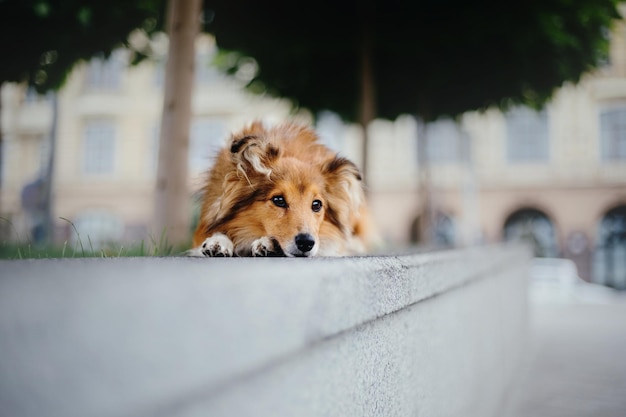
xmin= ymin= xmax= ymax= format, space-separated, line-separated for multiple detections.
xmin=191 ymin=121 xmax=375 ymax=257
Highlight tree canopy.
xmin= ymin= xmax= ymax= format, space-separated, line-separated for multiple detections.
xmin=0 ymin=0 xmax=165 ymax=93
xmin=206 ymin=0 xmax=623 ymax=122
xmin=4 ymin=0 xmax=620 ymax=119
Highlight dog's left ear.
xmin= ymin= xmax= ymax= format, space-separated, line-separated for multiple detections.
xmin=229 ymin=122 xmax=280 ymax=178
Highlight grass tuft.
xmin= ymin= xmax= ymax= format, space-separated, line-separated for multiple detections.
xmin=0 ymin=217 xmax=190 ymax=260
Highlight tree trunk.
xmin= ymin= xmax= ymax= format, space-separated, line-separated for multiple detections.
xmin=154 ymin=0 xmax=201 ymax=248
xmin=416 ymin=117 xmax=433 ymax=245
xmin=358 ymin=0 xmax=376 ymax=190
xmin=41 ymin=91 xmax=58 ymax=245
xmin=0 ymin=84 xmax=3 ymax=219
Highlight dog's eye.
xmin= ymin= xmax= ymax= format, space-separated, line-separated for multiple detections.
xmin=311 ymin=200 xmax=323 ymax=212
xmin=272 ymin=195 xmax=287 ymax=208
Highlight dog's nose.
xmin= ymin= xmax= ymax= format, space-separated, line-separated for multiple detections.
xmin=295 ymin=233 xmax=315 ymax=253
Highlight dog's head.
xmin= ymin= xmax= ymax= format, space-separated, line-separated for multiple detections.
xmin=254 ymin=157 xmax=327 ymax=257
xmin=215 ymin=122 xmax=364 ymax=257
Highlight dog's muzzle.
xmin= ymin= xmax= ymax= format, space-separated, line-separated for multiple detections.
xmin=294 ymin=233 xmax=315 ymax=256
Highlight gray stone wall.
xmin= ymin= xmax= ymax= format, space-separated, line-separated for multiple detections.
xmin=0 ymin=245 xmax=530 ymax=417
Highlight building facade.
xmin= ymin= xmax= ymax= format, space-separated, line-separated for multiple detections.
xmin=363 ymin=23 xmax=626 ymax=287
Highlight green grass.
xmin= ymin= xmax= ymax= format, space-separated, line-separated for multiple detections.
xmin=0 ymin=241 xmax=180 ymax=259
xmin=0 ymin=217 xmax=189 ymax=260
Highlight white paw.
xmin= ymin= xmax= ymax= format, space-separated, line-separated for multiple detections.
xmin=251 ymin=236 xmax=274 ymax=257
xmin=200 ymin=233 xmax=234 ymax=257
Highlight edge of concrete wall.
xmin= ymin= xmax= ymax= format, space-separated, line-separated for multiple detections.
xmin=0 ymin=244 xmax=530 ymax=417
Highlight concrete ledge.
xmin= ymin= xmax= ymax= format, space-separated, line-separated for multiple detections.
xmin=0 ymin=245 xmax=530 ymax=417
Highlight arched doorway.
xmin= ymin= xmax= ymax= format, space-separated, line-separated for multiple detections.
xmin=432 ymin=212 xmax=455 ymax=247
xmin=593 ymin=205 xmax=626 ymax=289
xmin=503 ymin=208 xmax=559 ymax=257
xmin=410 ymin=211 xmax=456 ymax=248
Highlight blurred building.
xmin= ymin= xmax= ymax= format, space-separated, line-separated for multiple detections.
xmin=364 ymin=23 xmax=626 ymax=288
xmin=1 ymin=31 xmax=626 ymax=288
xmin=1 ymin=35 xmax=298 ymax=249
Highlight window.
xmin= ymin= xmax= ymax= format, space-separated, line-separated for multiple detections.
xmin=189 ymin=118 xmax=226 ymax=172
xmin=154 ymin=59 xmax=165 ymax=87
xmin=506 ymin=107 xmax=549 ymax=163
xmin=83 ymin=120 xmax=116 ymax=175
xmin=316 ymin=111 xmax=345 ymax=151
xmin=150 ymin=117 xmax=227 ymax=174
xmin=84 ymin=51 xmax=125 ymax=91
xmin=24 ymin=87 xmax=48 ymax=104
xmin=424 ymin=119 xmax=467 ymax=164
xmin=149 ymin=123 xmax=160 ymax=174
xmin=195 ymin=52 xmax=221 ymax=85
xmin=154 ymin=52 xmax=221 ymax=88
xmin=599 ymin=107 xmax=626 ymax=160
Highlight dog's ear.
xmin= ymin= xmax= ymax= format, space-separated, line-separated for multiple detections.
xmin=322 ymin=156 xmax=365 ymax=233
xmin=323 ymin=156 xmax=362 ymax=182
xmin=229 ymin=121 xmax=281 ymax=178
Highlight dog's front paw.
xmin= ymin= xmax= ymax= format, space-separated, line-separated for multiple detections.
xmin=251 ymin=236 xmax=274 ymax=257
xmin=200 ymin=233 xmax=234 ymax=257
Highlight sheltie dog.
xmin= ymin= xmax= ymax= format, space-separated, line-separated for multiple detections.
xmin=190 ymin=121 xmax=375 ymax=257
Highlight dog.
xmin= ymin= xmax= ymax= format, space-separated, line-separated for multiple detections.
xmin=189 ymin=121 xmax=376 ymax=257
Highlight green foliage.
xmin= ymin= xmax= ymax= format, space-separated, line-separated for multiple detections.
xmin=2 ymin=0 xmax=621 ymax=117
xmin=0 ymin=0 xmax=166 ymax=93
xmin=206 ymin=0 xmax=623 ymax=121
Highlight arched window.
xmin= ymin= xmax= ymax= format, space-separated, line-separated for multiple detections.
xmin=432 ymin=212 xmax=456 ymax=247
xmin=503 ymin=208 xmax=558 ymax=257
xmin=593 ymin=205 xmax=626 ymax=289
xmin=409 ymin=211 xmax=456 ymax=247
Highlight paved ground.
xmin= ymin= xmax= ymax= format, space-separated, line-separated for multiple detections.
xmin=507 ymin=294 xmax=626 ymax=417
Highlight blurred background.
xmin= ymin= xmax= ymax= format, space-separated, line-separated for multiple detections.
xmin=0 ymin=0 xmax=625 ymax=291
